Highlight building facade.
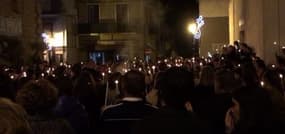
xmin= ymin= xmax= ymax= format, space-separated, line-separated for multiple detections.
xmin=200 ymin=0 xmax=285 ymax=63
xmin=229 ymin=0 xmax=285 ymax=63
xmin=40 ymin=0 xmax=78 ymax=64
xmin=77 ymin=0 xmax=157 ymax=64
xmin=0 ymin=0 xmax=43 ymax=65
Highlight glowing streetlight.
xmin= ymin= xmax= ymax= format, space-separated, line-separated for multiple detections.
xmin=188 ymin=23 xmax=197 ymax=35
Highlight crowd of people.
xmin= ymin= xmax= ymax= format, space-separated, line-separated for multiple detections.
xmin=1 ymin=42 xmax=285 ymax=134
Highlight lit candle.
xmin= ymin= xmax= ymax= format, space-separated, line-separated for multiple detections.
xmin=10 ymin=75 xmax=14 ymax=80
xmin=280 ymin=74 xmax=284 ymax=90
xmin=238 ymin=64 xmax=241 ymax=67
xmin=208 ymin=52 xmax=212 ymax=58
xmin=148 ymin=70 xmax=152 ymax=75
xmin=23 ymin=72 xmax=27 ymax=78
xmin=167 ymin=64 xmax=172 ymax=68
xmin=46 ymin=69 xmax=50 ymax=74
xmin=41 ymin=73 xmax=45 ymax=77
xmin=108 ymin=67 xmax=112 ymax=74
xmin=152 ymin=66 xmax=156 ymax=73
xmin=115 ymin=80 xmax=119 ymax=94
xmin=139 ymin=67 xmax=142 ymax=72
xmin=102 ymin=72 xmax=105 ymax=81
xmin=260 ymin=81 xmax=265 ymax=87
xmin=272 ymin=64 xmax=276 ymax=68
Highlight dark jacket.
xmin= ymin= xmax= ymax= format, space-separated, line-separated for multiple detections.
xmin=132 ymin=106 xmax=212 ymax=134
xmin=54 ymin=96 xmax=90 ymax=134
xmin=101 ymin=98 xmax=157 ymax=134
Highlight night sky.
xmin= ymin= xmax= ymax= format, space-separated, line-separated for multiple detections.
xmin=160 ymin=0 xmax=199 ymax=57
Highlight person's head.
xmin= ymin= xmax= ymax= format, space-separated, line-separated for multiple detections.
xmin=73 ymin=70 xmax=96 ymax=96
xmin=229 ymin=88 xmax=273 ymax=133
xmin=214 ymin=69 xmax=241 ymax=94
xmin=199 ymin=65 xmax=215 ymax=87
xmin=121 ymin=70 xmax=145 ymax=98
xmin=0 ymin=98 xmax=32 ymax=134
xmin=240 ymin=62 xmax=259 ymax=88
xmin=262 ymin=70 xmax=284 ymax=96
xmin=16 ymin=79 xmax=58 ymax=115
xmin=108 ymin=72 xmax=122 ymax=90
xmin=159 ymin=67 xmax=194 ymax=110
xmin=54 ymin=76 xmax=73 ymax=96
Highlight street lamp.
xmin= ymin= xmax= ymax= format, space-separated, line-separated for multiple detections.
xmin=187 ymin=23 xmax=197 ymax=35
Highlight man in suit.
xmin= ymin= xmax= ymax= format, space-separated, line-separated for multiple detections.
xmin=101 ymin=70 xmax=157 ymax=134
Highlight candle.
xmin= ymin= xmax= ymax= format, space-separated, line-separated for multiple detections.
xmin=41 ymin=73 xmax=45 ymax=77
xmin=10 ymin=75 xmax=14 ymax=80
xmin=108 ymin=67 xmax=112 ymax=74
xmin=102 ymin=72 xmax=105 ymax=81
xmin=23 ymin=72 xmax=27 ymax=78
xmin=152 ymin=66 xmax=156 ymax=72
xmin=139 ymin=68 xmax=142 ymax=72
xmin=115 ymin=80 xmax=119 ymax=94
xmin=260 ymin=81 xmax=265 ymax=87
xmin=280 ymin=74 xmax=284 ymax=90
xmin=208 ymin=52 xmax=212 ymax=58
xmin=167 ymin=64 xmax=172 ymax=68
xmin=272 ymin=65 xmax=276 ymax=68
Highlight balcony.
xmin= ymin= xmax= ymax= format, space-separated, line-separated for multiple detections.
xmin=77 ymin=23 xmax=139 ymax=34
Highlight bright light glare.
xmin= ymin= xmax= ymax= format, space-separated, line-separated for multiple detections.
xmin=188 ymin=23 xmax=197 ymax=34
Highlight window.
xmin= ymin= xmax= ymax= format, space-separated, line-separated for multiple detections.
xmin=88 ymin=5 xmax=99 ymax=24
xmin=116 ymin=4 xmax=128 ymax=32
xmin=116 ymin=4 xmax=128 ymax=24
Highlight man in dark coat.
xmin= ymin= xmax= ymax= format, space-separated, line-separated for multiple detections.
xmin=101 ymin=70 xmax=157 ymax=134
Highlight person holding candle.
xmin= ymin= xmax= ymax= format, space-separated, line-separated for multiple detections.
xmin=101 ymin=70 xmax=157 ymax=134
